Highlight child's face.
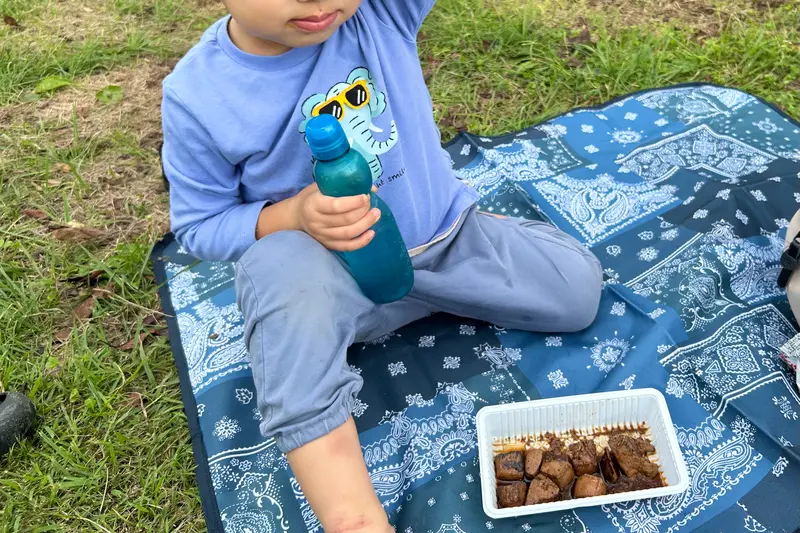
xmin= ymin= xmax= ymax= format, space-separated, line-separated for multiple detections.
xmin=226 ymin=0 xmax=361 ymax=50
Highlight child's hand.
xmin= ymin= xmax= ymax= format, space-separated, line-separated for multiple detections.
xmin=294 ymin=183 xmax=381 ymax=252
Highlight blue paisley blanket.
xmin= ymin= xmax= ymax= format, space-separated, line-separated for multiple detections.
xmin=152 ymin=84 xmax=800 ymax=533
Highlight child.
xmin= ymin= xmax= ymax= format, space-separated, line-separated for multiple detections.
xmin=162 ymin=1 xmax=603 ymax=531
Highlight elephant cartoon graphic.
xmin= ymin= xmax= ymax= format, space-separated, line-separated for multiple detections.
xmin=299 ymin=67 xmax=399 ymax=183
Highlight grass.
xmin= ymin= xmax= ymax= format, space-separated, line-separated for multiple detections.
xmin=0 ymin=0 xmax=798 ymax=531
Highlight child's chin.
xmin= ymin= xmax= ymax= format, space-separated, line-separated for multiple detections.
xmin=286 ymin=26 xmax=339 ymax=48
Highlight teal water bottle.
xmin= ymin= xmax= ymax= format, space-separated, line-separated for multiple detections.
xmin=305 ymin=115 xmax=414 ymax=304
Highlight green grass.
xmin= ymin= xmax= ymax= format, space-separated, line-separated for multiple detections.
xmin=0 ymin=0 xmax=217 ymax=104
xmin=1 ymin=0 xmax=798 ymax=531
xmin=422 ymin=0 xmax=800 ymax=137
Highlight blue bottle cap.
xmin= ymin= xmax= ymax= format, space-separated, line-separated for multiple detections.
xmin=305 ymin=115 xmax=350 ymax=161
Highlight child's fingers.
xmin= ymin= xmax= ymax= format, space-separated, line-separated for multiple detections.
xmin=315 ymin=193 xmax=370 ymax=215
xmin=318 ymin=209 xmax=381 ymax=242
xmin=324 ymin=230 xmax=375 ymax=252
xmin=326 ymin=205 xmax=375 ymax=227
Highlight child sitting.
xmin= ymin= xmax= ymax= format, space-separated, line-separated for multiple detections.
xmin=161 ymin=1 xmax=603 ymax=531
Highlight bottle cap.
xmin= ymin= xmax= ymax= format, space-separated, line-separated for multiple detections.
xmin=305 ymin=115 xmax=350 ymax=161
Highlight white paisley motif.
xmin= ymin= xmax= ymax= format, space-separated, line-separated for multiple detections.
xmin=548 ymin=370 xmax=569 ymax=389
xmin=674 ymin=416 xmax=725 ymax=449
xmin=616 ymin=124 xmax=776 ymax=183
xmin=235 ymin=388 xmax=253 ymax=405
xmin=660 ymin=228 xmax=679 ymax=241
xmin=627 ymin=221 xmax=784 ymax=333
xmin=545 ymin=336 xmax=563 ymax=347
xmin=661 ymin=305 xmax=799 ymax=417
xmin=443 ymin=356 xmax=461 ymax=370
xmin=772 ymin=396 xmax=798 ymax=420
xmin=560 ymin=511 xmax=590 ymax=533
xmin=473 ymin=343 xmax=522 ymax=369
xmin=638 ymin=247 xmax=659 ymax=262
xmin=534 ymin=173 xmax=677 ymax=245
xmin=637 ymin=86 xmax=753 ymax=124
xmin=772 ymin=456 xmax=788 ymax=477
xmin=611 ymin=128 xmax=643 ymax=145
xmin=419 ymin=336 xmax=436 ymax=348
xmin=209 ymin=443 xmax=291 ymax=530
xmin=538 ymin=124 xmax=568 ymax=137
xmin=177 ymin=300 xmax=248 ymax=393
xmin=454 ymin=138 xmax=582 ymax=197
xmin=744 ymin=515 xmax=768 ymax=532
xmin=754 ymin=118 xmax=778 ymax=134
xmin=365 ymin=331 xmax=396 ymax=347
xmin=730 ymin=416 xmax=756 ymax=444
xmin=350 ymin=398 xmax=369 ymax=418
xmin=213 ymin=416 xmax=241 ymax=441
xmin=619 ymin=375 xmax=636 ymax=390
xmin=359 ymin=383 xmax=482 ymax=509
xmin=735 ymin=209 xmax=749 ymax=225
xmin=602 ymin=434 xmax=762 ymax=533
xmin=388 ymin=362 xmax=408 ymax=376
xmin=586 ymin=334 xmax=635 ymax=373
xmin=166 ymin=261 xmax=235 ymax=311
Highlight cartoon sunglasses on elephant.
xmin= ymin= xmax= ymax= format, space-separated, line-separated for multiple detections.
xmin=311 ymin=79 xmax=370 ymax=120
xmin=300 ymin=67 xmax=400 ymax=183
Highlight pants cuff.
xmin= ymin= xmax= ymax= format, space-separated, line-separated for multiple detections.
xmin=274 ymin=401 xmax=353 ymax=453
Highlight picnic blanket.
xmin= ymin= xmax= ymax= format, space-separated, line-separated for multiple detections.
xmin=152 ymin=84 xmax=800 ymax=533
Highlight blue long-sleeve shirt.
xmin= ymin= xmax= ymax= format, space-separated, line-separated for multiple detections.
xmin=162 ymin=0 xmax=477 ymax=262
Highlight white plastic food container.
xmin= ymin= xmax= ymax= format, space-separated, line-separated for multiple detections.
xmin=476 ymin=388 xmax=690 ymax=519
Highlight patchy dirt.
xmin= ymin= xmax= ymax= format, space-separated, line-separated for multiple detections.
xmin=560 ymin=17 xmax=595 ymax=68
xmin=583 ymin=0 xmax=726 ymax=37
xmin=487 ymin=0 xmax=778 ymax=40
xmin=7 ymin=60 xmax=173 ymax=144
xmin=1 ymin=1 xmax=130 ymax=52
xmin=752 ymin=0 xmax=788 ymax=7
xmin=2 ymin=0 xmax=222 ymax=50
xmin=0 ymin=59 xmax=173 ymax=243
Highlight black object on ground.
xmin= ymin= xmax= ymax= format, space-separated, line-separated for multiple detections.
xmin=0 ymin=392 xmax=36 ymax=456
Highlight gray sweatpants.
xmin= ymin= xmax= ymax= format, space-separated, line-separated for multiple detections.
xmin=235 ymin=208 xmax=603 ymax=452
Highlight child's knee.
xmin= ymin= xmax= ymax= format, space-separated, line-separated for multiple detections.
xmin=235 ymin=230 xmax=353 ymax=351
xmin=555 ymin=253 xmax=603 ymax=331
xmin=237 ymin=231 xmax=345 ymax=312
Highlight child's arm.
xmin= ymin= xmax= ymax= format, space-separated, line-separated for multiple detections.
xmin=162 ymin=89 xmax=379 ymax=261
xmin=365 ymin=0 xmax=437 ymax=40
xmin=163 ymin=88 xmax=267 ymax=262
